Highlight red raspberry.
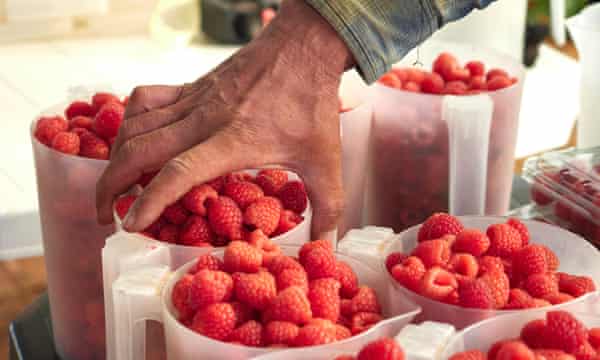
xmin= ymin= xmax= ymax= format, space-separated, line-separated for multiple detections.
xmin=69 ymin=115 xmax=94 ymax=130
xmin=189 ymin=254 xmax=223 ymax=274
xmin=308 ymin=278 xmax=341 ymax=322
xmin=144 ymin=215 xmax=167 ymax=237
xmin=386 ymin=252 xmax=408 ymax=272
xmin=458 ymin=278 xmax=495 ymax=309
xmin=433 ymin=53 xmax=459 ymax=77
xmin=417 ymin=213 xmax=464 ymax=242
xmin=65 ymin=101 xmax=95 ymax=119
xmin=294 ymin=319 xmax=337 ymax=347
xmin=115 ymin=195 xmax=136 ymax=219
xmin=207 ymin=197 xmax=243 ymax=240
xmin=302 ymin=247 xmax=337 ymax=280
xmin=264 ymin=286 xmax=312 ymax=325
xmin=340 ymin=298 xmax=353 ymax=318
xmin=524 ymin=273 xmax=559 ymax=299
xmin=589 ymin=328 xmax=600 ymax=349
xmin=403 ymin=81 xmax=421 ymax=92
xmin=489 ymin=340 xmax=518 ymax=360
xmin=244 ymin=229 xmax=281 ymax=264
xmin=444 ymin=81 xmax=469 ymax=95
xmin=453 ymin=229 xmax=490 ymax=256
xmin=350 ymin=286 xmax=381 ymax=314
xmin=449 ymin=253 xmax=479 ymax=279
xmin=351 ymin=312 xmax=383 ymax=335
xmin=486 ymin=223 xmax=523 ymax=258
xmin=544 ymin=292 xmax=575 ymax=305
xmin=78 ymin=131 xmax=109 ymax=159
xmin=35 ymin=116 xmax=69 ymax=146
xmin=228 ymin=320 xmax=262 ymax=347
xmin=277 ymin=181 xmax=308 ymax=213
xmin=162 ymin=201 xmax=189 ymax=225
xmin=299 ymin=240 xmax=333 ymax=263
xmin=513 ymin=245 xmax=548 ymax=279
xmin=487 ymin=68 xmax=509 ymax=81
xmin=158 ymin=224 xmax=180 ymax=243
xmin=420 ymin=267 xmax=458 ymax=301
xmin=335 ymin=324 xmax=352 ymax=341
xmin=172 ymin=274 xmax=194 ymax=320
xmin=379 ymin=72 xmax=403 ymax=89
xmin=274 ymin=209 xmax=303 ymax=236
xmin=335 ymin=261 xmax=359 ymax=298
xmin=534 ymin=350 xmax=576 ymax=360
xmin=558 ymin=274 xmax=596 ymax=297
xmin=244 ymin=196 xmax=282 ymax=236
xmin=267 ymin=255 xmax=303 ymax=275
xmin=466 ymin=61 xmax=486 ymax=77
xmin=136 ymin=171 xmax=158 ymax=188
xmin=224 ymin=181 xmax=264 ymax=209
xmin=191 ymin=302 xmax=236 ymax=341
xmin=546 ymin=311 xmax=589 ymax=353
xmin=93 ymin=101 xmax=124 ymax=139
xmin=532 ymin=298 xmax=552 ymax=308
xmin=276 ymin=268 xmax=309 ymax=294
xmin=478 ymin=256 xmax=505 ymax=276
xmin=573 ymin=342 xmax=597 ymax=360
xmin=180 ymin=215 xmax=214 ymax=246
xmin=421 ymin=72 xmax=445 ymax=94
xmin=206 ymin=177 xmax=225 ymax=193
xmin=450 ymin=350 xmax=486 ymax=360
xmin=505 ymin=288 xmax=536 ymax=309
xmin=189 ymin=269 xmax=233 ymax=309
xmin=543 ymin=246 xmax=560 ymax=272
xmin=230 ymin=301 xmax=255 ymax=326
xmin=480 ymin=271 xmax=509 ymax=309
xmin=496 ymin=341 xmax=535 ymax=360
xmin=469 ymin=76 xmax=487 ymax=90
xmin=182 ymin=185 xmax=218 ymax=216
xmin=357 ymin=337 xmax=404 ymax=360
xmin=521 ymin=319 xmax=548 ymax=349
xmin=224 ymin=241 xmax=263 ymax=273
xmin=412 ymin=239 xmax=451 ymax=268
xmin=263 ymin=321 xmax=299 ymax=346
xmin=487 ymin=76 xmax=512 ymax=91
xmin=391 ymin=256 xmax=426 ymax=292
xmin=507 ymin=218 xmax=530 ymax=246
xmin=51 ymin=131 xmax=80 ymax=155
xmin=255 ymin=169 xmax=288 ymax=196
xmin=233 ymin=271 xmax=277 ymax=312
xmin=91 ymin=92 xmax=121 ymax=114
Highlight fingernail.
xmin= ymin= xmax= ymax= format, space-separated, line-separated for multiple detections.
xmin=123 ymin=206 xmax=137 ymax=230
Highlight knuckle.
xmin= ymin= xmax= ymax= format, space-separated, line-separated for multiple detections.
xmin=129 ymin=86 xmax=151 ymax=104
xmin=118 ymin=139 xmax=142 ymax=164
xmin=321 ymin=195 xmax=345 ymax=223
xmin=164 ymin=156 xmax=193 ymax=179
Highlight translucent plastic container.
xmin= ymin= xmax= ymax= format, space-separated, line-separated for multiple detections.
xmin=382 ymin=216 xmax=600 ymax=329
xmin=442 ymin=308 xmax=600 ymax=358
xmin=521 ymin=147 xmax=600 ymax=247
xmin=365 ymin=41 xmax=526 ymax=232
xmin=103 ymin=238 xmax=421 ymax=360
xmin=31 ymin=104 xmax=115 ymax=360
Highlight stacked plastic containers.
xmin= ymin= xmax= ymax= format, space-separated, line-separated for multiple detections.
xmin=518 ymin=147 xmax=600 ymax=247
xmin=365 ymin=41 xmax=526 ymax=232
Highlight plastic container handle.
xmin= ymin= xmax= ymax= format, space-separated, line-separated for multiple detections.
xmin=112 ymin=266 xmax=170 ymax=360
xmin=551 ymin=0 xmax=566 ymax=46
xmin=443 ymin=95 xmax=494 ymax=216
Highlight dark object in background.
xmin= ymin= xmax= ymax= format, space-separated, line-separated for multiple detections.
xmin=201 ymin=0 xmax=281 ymax=44
xmin=524 ymin=24 xmax=550 ymax=66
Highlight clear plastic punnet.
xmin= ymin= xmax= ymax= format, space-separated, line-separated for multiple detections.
xmin=383 ymin=216 xmax=600 ymax=330
xmin=31 ymin=101 xmax=115 ymax=360
xmin=103 ymin=239 xmax=421 ymax=360
xmin=365 ymin=41 xmax=525 ymax=232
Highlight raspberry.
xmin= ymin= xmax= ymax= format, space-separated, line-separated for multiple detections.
xmin=263 ymin=321 xmax=299 ymax=346
xmin=445 ymin=66 xmax=471 ymax=82
xmin=179 ymin=215 xmax=214 ymax=246
xmin=458 ymin=278 xmax=495 ymax=309
xmin=294 ymin=319 xmax=337 ymax=346
xmin=507 ymin=218 xmax=530 ymax=246
xmin=94 ymin=102 xmax=124 ymax=138
xmin=449 ymin=253 xmax=479 ymax=279
xmin=277 ymin=268 xmax=309 ymax=294
xmin=228 ymin=320 xmax=262 ymax=347
xmin=234 ymin=272 xmax=277 ymax=310
xmin=481 ymin=271 xmax=510 ymax=309
xmin=264 ymin=286 xmax=312 ymax=325
xmin=487 ymin=76 xmax=512 ymax=91
xmin=544 ymin=292 xmax=575 ymax=305
xmin=386 ymin=252 xmax=408 ymax=273
xmin=50 ymin=131 xmax=80 ymax=155
xmin=335 ymin=324 xmax=352 ymax=341
xmin=245 ymin=229 xmax=281 ymax=264
xmin=573 ymin=342 xmax=597 ymax=360
xmin=158 ymin=224 xmax=180 ymax=243
xmin=255 ymin=169 xmax=288 ymax=196
xmin=267 ymin=255 xmax=303 ymax=275
xmin=69 ymin=115 xmax=94 ymax=130
xmin=449 ymin=350 xmax=487 ymax=360
xmin=189 ymin=270 xmax=233 ymax=309
xmin=391 ymin=256 xmax=426 ymax=292
xmin=348 ymin=286 xmax=380 ymax=315
xmin=224 ymin=241 xmax=263 ymax=273
xmin=144 ymin=215 xmax=167 ymax=237
xmin=445 ymin=81 xmax=469 ymax=95
xmin=558 ymin=274 xmax=596 ymax=297
xmin=453 ymin=229 xmax=490 ymax=256
xmin=489 ymin=340 xmax=518 ymax=360
xmin=308 ymin=278 xmax=341 ymax=322
xmin=543 ymin=246 xmax=560 ymax=271
xmin=412 ymin=239 xmax=451 ymax=268
xmin=172 ymin=274 xmax=194 ymax=320
xmin=35 ymin=116 xmax=69 ymax=146
xmin=513 ymin=245 xmax=548 ymax=278
xmin=277 ymin=181 xmax=308 ymax=213
xmin=181 ymin=185 xmax=218 ymax=216
xmin=546 ymin=311 xmax=589 ymax=353
xmin=419 ymin=266 xmax=458 ymax=301
xmin=206 ymin=177 xmax=225 ymax=193
xmin=115 ymin=195 xmax=136 ymax=219
xmin=91 ymin=92 xmax=121 ymax=114
xmin=65 ymin=101 xmax=95 ymax=119
xmin=486 ymin=223 xmax=523 ymax=258
xmin=466 ymin=61 xmax=486 ymax=77
xmin=524 ymin=273 xmax=559 ymax=299
xmin=379 ymin=73 xmax=403 ymax=88
xmin=340 ymin=299 xmax=353 ymax=318
xmin=274 ymin=209 xmax=303 ymax=236
xmin=421 ymin=72 xmax=445 ymax=94
xmin=299 ymin=240 xmax=333 ymax=264
xmin=244 ymin=197 xmax=282 ymax=236
xmin=189 ymin=254 xmax=223 ymax=274
xmin=469 ymin=76 xmax=487 ymax=90
xmin=403 ymin=81 xmax=421 ymax=92
xmin=478 ymin=256 xmax=505 ymax=275
xmin=207 ymin=197 xmax=243 ymax=240
xmin=521 ymin=319 xmax=548 ymax=349
xmin=335 ymin=261 xmax=359 ymax=298
xmin=224 ymin=181 xmax=264 ymax=209
xmin=191 ymin=302 xmax=236 ymax=341
xmin=433 ymin=52 xmax=459 ymax=78
xmin=230 ymin=301 xmax=255 ymax=326
xmin=487 ymin=68 xmax=509 ymax=81
xmin=417 ymin=213 xmax=464 ymax=242
xmin=496 ymin=341 xmax=535 ymax=360
xmin=78 ymin=131 xmax=110 ymax=159
xmin=505 ymin=289 xmax=536 ymax=309
xmin=535 ymin=350 xmax=576 ymax=360
xmin=302 ymin=247 xmax=337 ymax=280
xmin=351 ymin=312 xmax=382 ymax=335
xmin=162 ymin=201 xmax=189 ymax=225
xmin=357 ymin=337 xmax=404 ymax=360
xmin=533 ymin=298 xmax=552 ymax=308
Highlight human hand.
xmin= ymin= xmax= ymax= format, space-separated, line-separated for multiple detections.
xmin=96 ymin=0 xmax=354 ymax=239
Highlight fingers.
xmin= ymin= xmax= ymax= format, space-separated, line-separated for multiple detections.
xmin=124 ymin=85 xmax=183 ymax=119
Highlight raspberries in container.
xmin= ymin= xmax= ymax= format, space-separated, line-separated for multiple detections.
xmin=334 ymin=337 xmax=404 ymax=360
xmin=115 ymin=169 xmax=308 ymax=248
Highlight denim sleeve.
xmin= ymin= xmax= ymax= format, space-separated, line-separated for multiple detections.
xmin=303 ymin=0 xmax=496 ymax=83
